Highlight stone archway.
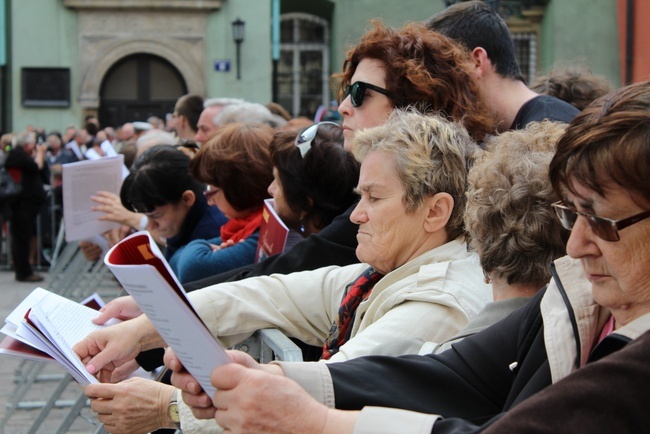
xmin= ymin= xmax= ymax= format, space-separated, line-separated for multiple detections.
xmin=79 ymin=38 xmax=204 ymax=111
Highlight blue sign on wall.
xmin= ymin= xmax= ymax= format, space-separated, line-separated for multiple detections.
xmin=214 ymin=60 xmax=231 ymax=72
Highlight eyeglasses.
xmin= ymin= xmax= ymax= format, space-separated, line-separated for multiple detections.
xmin=552 ymin=201 xmax=650 ymax=242
xmin=344 ymin=81 xmax=393 ymax=108
xmin=203 ymin=185 xmax=221 ymax=200
xmin=295 ymin=121 xmax=341 ymax=158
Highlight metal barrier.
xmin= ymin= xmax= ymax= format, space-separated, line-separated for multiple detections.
xmin=1 ymin=239 xmax=303 ymax=433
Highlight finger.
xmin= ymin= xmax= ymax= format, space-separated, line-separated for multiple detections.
xmin=180 ymin=389 xmax=213 ymax=408
xmin=85 ymin=384 xmax=117 ymax=399
xmin=171 ymin=370 xmax=202 ymax=395
xmin=227 ymin=350 xmax=258 ymax=369
xmin=163 ymin=347 xmax=181 ymax=371
xmin=211 ymin=363 xmax=246 ymax=391
xmin=191 ymin=405 xmax=219 ymax=421
xmin=85 ymin=351 xmax=116 ymax=375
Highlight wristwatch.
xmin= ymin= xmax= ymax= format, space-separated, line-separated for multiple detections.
xmin=168 ymin=388 xmax=181 ymax=430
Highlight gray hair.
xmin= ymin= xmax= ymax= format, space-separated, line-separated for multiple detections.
xmin=352 ymin=109 xmax=477 ymax=241
xmin=13 ymin=131 xmax=36 ymax=148
xmin=135 ymin=130 xmax=177 ymax=158
xmin=214 ymin=101 xmax=287 ymax=128
xmin=203 ymin=97 xmax=246 ymax=109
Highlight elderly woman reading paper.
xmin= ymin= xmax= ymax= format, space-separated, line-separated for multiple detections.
xmin=167 ymin=82 xmax=650 ymax=434
xmin=74 ymin=111 xmax=490 ymax=433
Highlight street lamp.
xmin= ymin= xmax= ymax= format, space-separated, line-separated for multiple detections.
xmin=232 ymin=18 xmax=245 ymax=80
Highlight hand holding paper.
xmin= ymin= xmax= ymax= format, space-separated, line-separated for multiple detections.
xmin=73 ymin=314 xmax=161 ymax=381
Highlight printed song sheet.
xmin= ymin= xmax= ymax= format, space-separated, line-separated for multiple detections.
xmin=105 ymin=231 xmax=231 ymax=397
xmin=62 ymin=155 xmax=124 ymax=241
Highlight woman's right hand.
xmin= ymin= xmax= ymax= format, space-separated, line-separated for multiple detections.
xmin=92 ymin=296 xmax=142 ymax=324
xmin=91 ymin=191 xmax=142 ymax=229
xmin=73 ymin=315 xmax=161 ymax=383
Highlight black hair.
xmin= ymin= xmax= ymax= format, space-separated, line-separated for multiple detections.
xmin=120 ymin=145 xmax=204 ymax=213
xmin=271 ymin=124 xmax=359 ymax=230
xmin=425 ymin=0 xmax=525 ymax=82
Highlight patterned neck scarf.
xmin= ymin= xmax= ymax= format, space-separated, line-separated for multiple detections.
xmin=321 ymin=267 xmax=384 ymax=360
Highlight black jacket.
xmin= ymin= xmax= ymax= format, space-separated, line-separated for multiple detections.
xmin=328 ymin=258 xmax=645 ymax=433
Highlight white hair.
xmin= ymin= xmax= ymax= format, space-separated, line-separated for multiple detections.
xmin=203 ymin=97 xmax=246 ymax=109
xmin=214 ymin=102 xmax=287 ymax=128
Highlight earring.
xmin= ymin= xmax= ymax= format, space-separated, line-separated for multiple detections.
xmin=483 ymin=273 xmax=492 ymax=285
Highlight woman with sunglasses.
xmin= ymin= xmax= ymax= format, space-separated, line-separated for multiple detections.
xmin=170 ymin=82 xmax=650 ymax=434
xmin=336 ymin=20 xmax=495 ymax=151
xmin=180 ymin=19 xmax=497 ymax=291
xmin=268 ymin=122 xmax=359 ymax=238
xmin=168 ymin=122 xmax=274 ymax=284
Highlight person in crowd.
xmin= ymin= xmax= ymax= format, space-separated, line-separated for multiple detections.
xmin=66 ymin=128 xmax=87 ymax=160
xmin=265 ymin=101 xmax=292 ymax=122
xmin=531 ymin=64 xmax=614 ymax=111
xmin=167 ymin=122 xmax=275 ymax=283
xmin=4 ymin=131 xmax=48 ymax=282
xmin=267 ymin=122 xmax=359 ymax=237
xmin=172 ymin=94 xmax=203 ymax=140
xmin=425 ymin=0 xmax=579 ymax=131
xmin=194 ymin=98 xmax=245 ymax=144
xmin=45 ymin=131 xmax=76 ymax=169
xmin=134 ymin=129 xmax=177 ymax=158
xmin=183 ymin=20 xmax=495 ymax=290
xmin=213 ymin=101 xmax=287 ymax=129
xmin=171 ymin=94 xmax=204 ymax=157
xmin=61 ymin=125 xmax=77 ymax=145
xmin=164 ymin=81 xmax=650 ymax=434
xmin=118 ymin=145 xmax=228 ymax=263
xmin=75 ymin=111 xmax=491 ymax=433
xmin=376 ymin=120 xmax=568 ymax=357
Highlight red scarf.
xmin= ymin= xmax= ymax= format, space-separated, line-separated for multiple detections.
xmin=220 ymin=208 xmax=263 ymax=243
xmin=321 ymin=267 xmax=384 ymax=360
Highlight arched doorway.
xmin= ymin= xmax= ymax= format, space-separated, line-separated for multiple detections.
xmin=99 ymin=54 xmax=187 ymax=128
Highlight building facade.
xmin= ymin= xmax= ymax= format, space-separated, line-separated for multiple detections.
xmin=0 ymin=0 xmax=634 ymax=133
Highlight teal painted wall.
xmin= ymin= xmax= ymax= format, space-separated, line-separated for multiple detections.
xmin=204 ymin=0 xmax=273 ymax=104
xmin=5 ymin=0 xmax=623 ymax=132
xmin=10 ymin=0 xmax=79 ymax=131
xmin=331 ymin=0 xmax=445 ymax=74
xmin=540 ymin=0 xmax=620 ymax=85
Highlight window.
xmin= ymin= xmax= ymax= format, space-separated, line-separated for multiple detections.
xmin=512 ymin=32 xmax=537 ymax=84
xmin=278 ymin=13 xmax=330 ymax=118
xmin=21 ymin=68 xmax=71 ymax=108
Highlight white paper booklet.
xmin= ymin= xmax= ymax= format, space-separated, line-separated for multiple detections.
xmin=0 ymin=289 xmax=114 ymax=386
xmin=62 ymin=155 xmax=124 ymax=242
xmin=104 ymin=230 xmax=231 ymax=397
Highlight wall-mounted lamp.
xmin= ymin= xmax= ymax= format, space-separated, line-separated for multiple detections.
xmin=232 ymin=18 xmax=245 ymax=80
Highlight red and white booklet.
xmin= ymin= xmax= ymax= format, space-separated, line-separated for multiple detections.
xmin=255 ymin=198 xmax=304 ymax=263
xmin=0 ymin=290 xmax=112 ymax=386
xmin=104 ymin=230 xmax=231 ymax=397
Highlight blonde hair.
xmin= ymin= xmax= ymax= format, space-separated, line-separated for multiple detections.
xmin=466 ymin=121 xmax=568 ymax=286
xmin=352 ymin=109 xmax=478 ymax=241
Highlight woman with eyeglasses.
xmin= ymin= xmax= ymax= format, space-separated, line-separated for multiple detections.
xmin=268 ymin=122 xmax=359 ymax=237
xmin=167 ymin=122 xmax=274 ymax=284
xmin=116 ymin=144 xmax=227 ymax=262
xmin=164 ymin=82 xmax=650 ymax=434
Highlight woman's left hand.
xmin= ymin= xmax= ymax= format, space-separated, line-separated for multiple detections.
xmin=210 ymin=239 xmax=237 ymax=252
xmin=85 ymin=378 xmax=174 ymax=434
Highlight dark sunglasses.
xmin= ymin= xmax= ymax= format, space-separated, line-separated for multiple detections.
xmin=344 ymin=81 xmax=393 ymax=108
xmin=295 ymin=121 xmax=341 ymax=158
xmin=552 ymin=201 xmax=650 ymax=242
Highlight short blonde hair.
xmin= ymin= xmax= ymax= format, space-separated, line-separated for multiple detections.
xmin=465 ymin=121 xmax=568 ymax=287
xmin=352 ymin=109 xmax=478 ymax=241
